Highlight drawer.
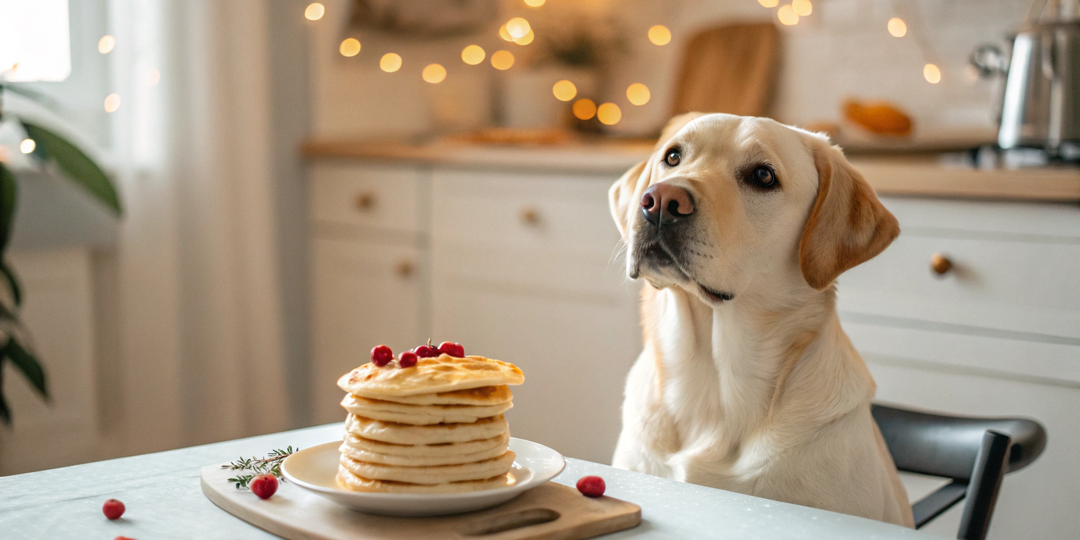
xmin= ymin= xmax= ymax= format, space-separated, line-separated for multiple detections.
xmin=310 ymin=163 xmax=425 ymax=233
xmin=431 ymin=169 xmax=625 ymax=294
xmin=431 ymin=169 xmax=619 ymax=252
xmin=837 ymin=232 xmax=1080 ymax=339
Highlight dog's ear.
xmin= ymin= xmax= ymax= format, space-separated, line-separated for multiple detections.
xmin=610 ymin=160 xmax=649 ymax=239
xmin=799 ymin=142 xmax=900 ymax=290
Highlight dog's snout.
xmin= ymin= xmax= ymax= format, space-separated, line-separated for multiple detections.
xmin=641 ymin=183 xmax=694 ymax=226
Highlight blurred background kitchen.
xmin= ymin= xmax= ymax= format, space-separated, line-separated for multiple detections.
xmin=1 ymin=0 xmax=1078 ymax=538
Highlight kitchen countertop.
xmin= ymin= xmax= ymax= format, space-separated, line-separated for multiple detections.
xmin=302 ymin=139 xmax=1080 ymax=203
xmin=0 ymin=423 xmax=928 ymax=539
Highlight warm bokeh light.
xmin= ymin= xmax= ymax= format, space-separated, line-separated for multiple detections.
xmin=491 ymin=50 xmax=515 ymax=70
xmin=597 ymin=103 xmax=622 ymax=125
xmin=626 ymin=83 xmax=651 ymax=106
xmin=524 ymin=0 xmax=546 ymax=6
xmin=104 ymin=93 xmax=121 ymax=113
xmin=380 ymin=53 xmax=402 ymax=72
xmin=757 ymin=0 xmax=779 ymax=7
xmin=499 ymin=24 xmax=514 ymax=42
xmin=888 ymin=18 xmax=907 ymax=37
xmin=572 ymin=99 xmax=597 ymax=120
xmin=924 ymin=63 xmax=942 ymax=84
xmin=304 ymin=3 xmax=325 ymax=21
xmin=98 ymin=35 xmax=115 ymax=54
xmin=777 ymin=5 xmax=799 ymax=25
xmin=513 ymin=29 xmax=534 ymax=45
xmin=648 ymin=25 xmax=671 ymax=46
xmin=552 ymin=80 xmax=577 ymax=101
xmin=19 ymin=139 xmax=35 ymax=154
xmin=793 ymin=0 xmax=813 ymax=16
xmin=505 ymin=18 xmax=531 ymax=39
xmin=144 ymin=68 xmax=161 ymax=87
xmin=461 ymin=45 xmax=486 ymax=65
xmin=422 ymin=63 xmax=447 ymax=84
xmin=340 ymin=38 xmax=361 ymax=57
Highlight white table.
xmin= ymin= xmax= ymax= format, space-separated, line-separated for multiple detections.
xmin=0 ymin=424 xmax=929 ymax=539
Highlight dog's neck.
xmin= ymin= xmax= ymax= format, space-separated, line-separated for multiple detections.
xmin=649 ymin=282 xmax=872 ymax=454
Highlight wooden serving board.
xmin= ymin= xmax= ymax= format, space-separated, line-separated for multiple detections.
xmin=201 ymin=465 xmax=641 ymax=540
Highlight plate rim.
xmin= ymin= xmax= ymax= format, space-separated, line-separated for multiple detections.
xmin=281 ymin=436 xmax=565 ymax=500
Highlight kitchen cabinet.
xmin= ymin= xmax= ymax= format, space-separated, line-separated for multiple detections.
xmin=306 ymin=151 xmax=1079 ymax=539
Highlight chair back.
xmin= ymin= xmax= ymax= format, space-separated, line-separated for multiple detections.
xmin=872 ymin=404 xmax=1047 ymax=540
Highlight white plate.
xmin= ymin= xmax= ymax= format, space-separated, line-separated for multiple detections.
xmin=281 ymin=437 xmax=565 ymax=517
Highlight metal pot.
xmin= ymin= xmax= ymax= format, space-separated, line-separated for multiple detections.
xmin=972 ymin=17 xmax=1080 ymax=153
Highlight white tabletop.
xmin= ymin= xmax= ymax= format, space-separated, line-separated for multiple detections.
xmin=0 ymin=424 xmax=928 ymax=539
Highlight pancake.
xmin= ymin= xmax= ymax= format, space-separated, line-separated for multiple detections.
xmin=338 ymin=354 xmax=524 ymax=398
xmin=336 ymin=468 xmax=514 ymax=494
xmin=341 ymin=431 xmax=510 ymax=458
xmin=339 ymin=437 xmax=509 ymax=466
xmin=345 ymin=414 xmax=508 ymax=445
xmin=340 ymin=394 xmax=513 ymax=425
xmin=339 ymin=451 xmax=516 ymax=485
xmin=371 ymin=385 xmax=513 ymax=406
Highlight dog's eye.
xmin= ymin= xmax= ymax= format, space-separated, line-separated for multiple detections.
xmin=746 ymin=166 xmax=778 ymax=189
xmin=664 ymin=148 xmax=681 ymax=167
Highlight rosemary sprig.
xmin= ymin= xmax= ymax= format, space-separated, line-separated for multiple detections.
xmin=221 ymin=446 xmax=298 ymax=489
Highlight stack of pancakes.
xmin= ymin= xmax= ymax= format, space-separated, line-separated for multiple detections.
xmin=335 ymin=354 xmax=525 ymax=493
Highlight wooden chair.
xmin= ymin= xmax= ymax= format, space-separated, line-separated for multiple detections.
xmin=872 ymin=404 xmax=1047 ymax=540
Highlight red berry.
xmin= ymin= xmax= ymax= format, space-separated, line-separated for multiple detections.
xmin=576 ymin=476 xmax=606 ymax=497
xmin=114 ymin=537 xmax=136 ymax=540
xmin=250 ymin=474 xmax=279 ymax=499
xmin=413 ymin=345 xmax=439 ymax=358
xmin=399 ymin=351 xmax=418 ymax=368
xmin=371 ymin=345 xmax=393 ymax=367
xmin=438 ymin=341 xmax=465 ymax=357
xmin=102 ymin=498 xmax=125 ymax=520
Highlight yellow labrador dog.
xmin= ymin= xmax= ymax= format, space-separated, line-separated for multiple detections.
xmin=609 ymin=113 xmax=914 ymax=527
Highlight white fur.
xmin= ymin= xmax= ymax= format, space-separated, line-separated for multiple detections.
xmin=610 ymin=114 xmax=914 ymax=527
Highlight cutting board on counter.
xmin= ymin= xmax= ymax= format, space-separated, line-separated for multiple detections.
xmin=201 ymin=464 xmax=641 ymax=540
xmin=671 ymin=22 xmax=780 ymax=117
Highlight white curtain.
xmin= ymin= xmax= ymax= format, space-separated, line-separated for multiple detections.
xmin=107 ymin=0 xmax=291 ymax=454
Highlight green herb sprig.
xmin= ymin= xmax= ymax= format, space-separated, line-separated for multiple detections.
xmin=222 ymin=446 xmax=298 ymax=489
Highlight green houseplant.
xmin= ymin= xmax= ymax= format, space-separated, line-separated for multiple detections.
xmin=0 ymin=82 xmax=122 ymax=424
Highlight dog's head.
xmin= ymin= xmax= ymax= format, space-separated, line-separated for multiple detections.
xmin=610 ymin=113 xmax=899 ymax=305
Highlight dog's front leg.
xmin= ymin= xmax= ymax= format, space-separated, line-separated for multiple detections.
xmin=612 ymin=350 xmax=678 ymax=478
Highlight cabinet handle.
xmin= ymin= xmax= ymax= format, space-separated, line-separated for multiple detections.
xmin=520 ymin=207 xmax=540 ymax=226
xmin=395 ymin=259 xmax=415 ymax=278
xmin=930 ymin=252 xmax=953 ymax=276
xmin=354 ymin=192 xmax=376 ymax=211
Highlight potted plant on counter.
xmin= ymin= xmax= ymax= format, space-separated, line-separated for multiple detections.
xmin=0 ymin=81 xmax=122 ymax=424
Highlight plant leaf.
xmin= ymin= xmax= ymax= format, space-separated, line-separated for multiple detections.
xmin=4 ymin=337 xmax=47 ymax=400
xmin=0 ymin=263 xmax=21 ymax=307
xmin=21 ymin=122 xmax=122 ymax=216
xmin=0 ymin=164 xmax=16 ymax=253
xmin=0 ymin=84 xmax=72 ymax=116
xmin=0 ymin=358 xmax=10 ymax=425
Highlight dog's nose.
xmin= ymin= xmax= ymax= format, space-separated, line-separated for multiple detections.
xmin=641 ymin=183 xmax=694 ymax=226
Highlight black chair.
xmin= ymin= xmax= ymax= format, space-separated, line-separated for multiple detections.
xmin=872 ymin=404 xmax=1047 ymax=540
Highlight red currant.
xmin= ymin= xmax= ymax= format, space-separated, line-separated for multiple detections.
xmin=102 ymin=498 xmax=125 ymax=520
xmin=370 ymin=345 xmax=393 ymax=367
xmin=576 ymin=476 xmax=606 ymax=497
xmin=250 ymin=474 xmax=279 ymax=499
xmin=413 ymin=345 xmax=439 ymax=358
xmin=438 ymin=341 xmax=465 ymax=357
xmin=114 ymin=537 xmax=137 ymax=540
xmin=399 ymin=351 xmax=418 ymax=368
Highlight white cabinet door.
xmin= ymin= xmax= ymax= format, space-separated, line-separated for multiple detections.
xmin=310 ymin=238 xmax=426 ymax=424
xmin=430 ymin=169 xmax=641 ymax=464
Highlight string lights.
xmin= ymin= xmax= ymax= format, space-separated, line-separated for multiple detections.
xmin=104 ymin=93 xmax=121 ymax=113
xmin=301 ymin=1 xmax=658 ymax=127
xmin=98 ymin=35 xmax=115 ymax=54
xmin=758 ymin=0 xmax=941 ymax=85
